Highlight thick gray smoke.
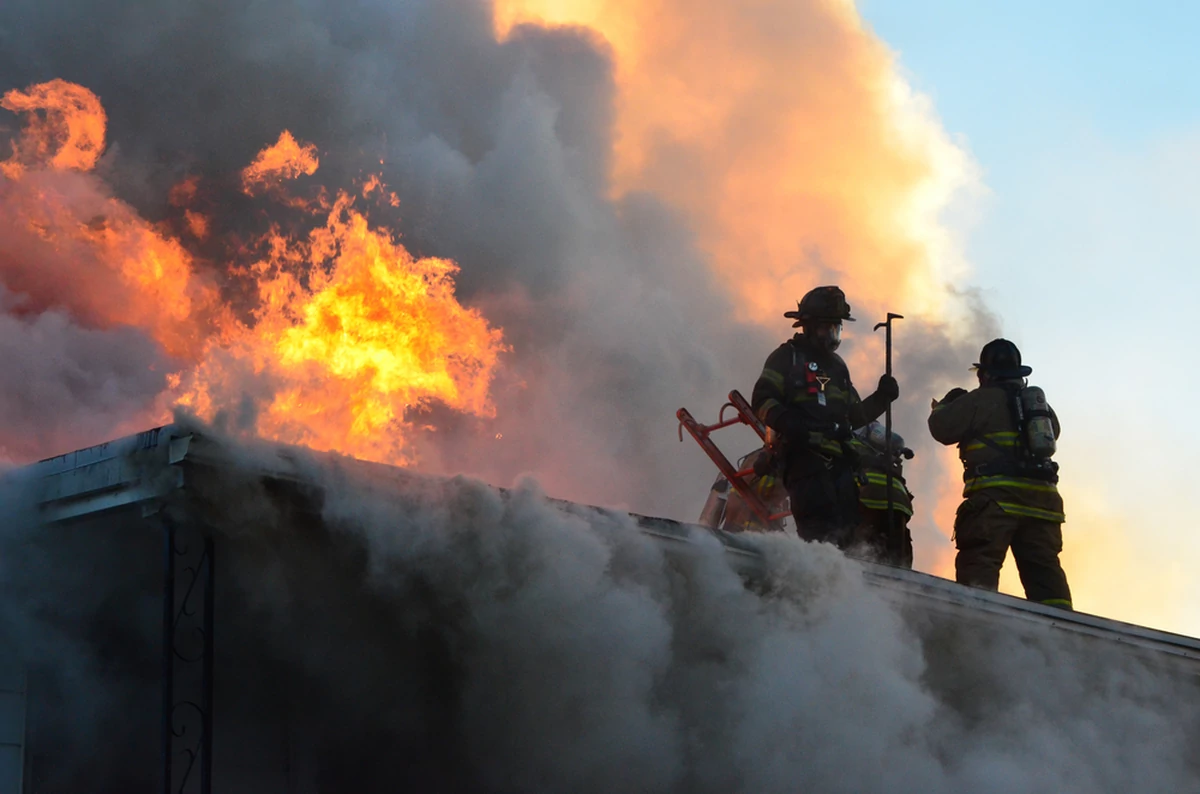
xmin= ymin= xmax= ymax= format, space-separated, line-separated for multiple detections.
xmin=0 ymin=0 xmax=996 ymax=535
xmin=0 ymin=0 xmax=771 ymax=516
xmin=0 ymin=287 xmax=167 ymax=463
xmin=1 ymin=434 xmax=1196 ymax=791
xmin=0 ymin=3 xmax=1180 ymax=788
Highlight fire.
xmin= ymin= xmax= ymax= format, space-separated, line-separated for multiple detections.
xmin=0 ymin=81 xmax=220 ymax=359
xmin=178 ymin=130 xmax=506 ymax=465
xmin=242 ymin=130 xmax=320 ymax=195
xmin=0 ymin=79 xmax=107 ymax=178
xmin=180 ymin=184 xmax=505 ymax=464
xmin=184 ymin=210 xmax=210 ymax=239
xmin=0 ymin=80 xmax=506 ymax=466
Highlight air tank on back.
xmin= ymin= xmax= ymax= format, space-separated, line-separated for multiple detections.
xmin=1020 ymin=386 xmax=1056 ymax=458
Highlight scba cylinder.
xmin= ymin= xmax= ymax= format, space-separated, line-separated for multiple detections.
xmin=1021 ymin=386 xmax=1057 ymax=458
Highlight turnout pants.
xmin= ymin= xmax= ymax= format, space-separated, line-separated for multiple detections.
xmin=953 ymin=495 xmax=1072 ymax=608
xmin=785 ymin=456 xmax=860 ymax=548
xmin=857 ymin=508 xmax=913 ymax=569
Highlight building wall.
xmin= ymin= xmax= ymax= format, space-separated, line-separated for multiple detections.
xmin=0 ymin=652 xmax=24 ymax=794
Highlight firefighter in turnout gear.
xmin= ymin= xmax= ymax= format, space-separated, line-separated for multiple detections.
xmin=751 ymin=286 xmax=898 ymax=547
xmin=697 ymin=447 xmax=789 ymax=532
xmin=928 ymin=339 xmax=1072 ymax=609
xmin=848 ymin=422 xmax=914 ymax=568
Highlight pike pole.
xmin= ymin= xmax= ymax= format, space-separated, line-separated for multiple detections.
xmin=874 ymin=313 xmax=903 ymax=546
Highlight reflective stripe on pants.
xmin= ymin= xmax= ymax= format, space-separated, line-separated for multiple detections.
xmin=953 ymin=495 xmax=1072 ymax=608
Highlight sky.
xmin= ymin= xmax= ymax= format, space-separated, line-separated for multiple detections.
xmin=859 ymin=1 xmax=1200 ymax=632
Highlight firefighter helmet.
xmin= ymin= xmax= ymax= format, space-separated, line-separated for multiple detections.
xmin=972 ymin=338 xmax=1032 ymax=379
xmin=856 ymin=421 xmax=905 ymax=455
xmin=784 ymin=286 xmax=856 ymax=327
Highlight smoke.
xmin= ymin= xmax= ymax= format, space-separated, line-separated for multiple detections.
xmin=2 ymin=432 xmax=1196 ymax=790
xmin=0 ymin=286 xmax=168 ymax=463
xmin=0 ymin=0 xmax=1001 ymax=535
xmin=0 ymin=4 xmax=1192 ymax=787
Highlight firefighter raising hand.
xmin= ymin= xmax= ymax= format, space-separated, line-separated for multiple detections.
xmin=928 ymin=339 xmax=1072 ymax=609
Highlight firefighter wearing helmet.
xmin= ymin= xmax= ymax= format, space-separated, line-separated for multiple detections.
xmin=848 ymin=421 xmax=915 ymax=568
xmin=697 ymin=447 xmax=789 ymax=533
xmin=928 ymin=339 xmax=1072 ymax=609
xmin=750 ymin=286 xmax=899 ymax=548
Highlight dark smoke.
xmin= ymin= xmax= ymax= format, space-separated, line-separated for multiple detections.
xmin=0 ymin=0 xmax=1007 ymax=533
xmin=0 ymin=0 xmax=776 ymax=513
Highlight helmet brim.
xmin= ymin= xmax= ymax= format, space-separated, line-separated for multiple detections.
xmin=784 ymin=311 xmax=855 ymax=327
xmin=970 ymin=363 xmax=1033 ymax=378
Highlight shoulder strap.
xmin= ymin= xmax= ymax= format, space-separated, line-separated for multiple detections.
xmin=1008 ymin=384 xmax=1031 ymax=460
xmin=965 ymin=384 xmax=1025 ymax=461
xmin=785 ymin=339 xmax=800 ymax=406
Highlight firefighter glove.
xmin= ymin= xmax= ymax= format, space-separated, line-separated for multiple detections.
xmin=877 ymin=374 xmax=900 ymax=402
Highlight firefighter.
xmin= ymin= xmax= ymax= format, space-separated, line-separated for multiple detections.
xmin=750 ymin=286 xmax=898 ymax=548
xmin=848 ymin=422 xmax=914 ymax=568
xmin=697 ymin=447 xmax=789 ymax=532
xmin=927 ymin=338 xmax=1072 ymax=609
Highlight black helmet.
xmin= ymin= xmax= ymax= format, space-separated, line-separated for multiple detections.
xmin=972 ymin=338 xmax=1032 ymax=379
xmin=784 ymin=286 xmax=856 ymax=327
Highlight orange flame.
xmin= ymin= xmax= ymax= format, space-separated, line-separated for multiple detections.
xmin=1 ymin=82 xmax=505 ymax=466
xmin=1 ymin=79 xmax=107 ymax=178
xmin=241 ymin=130 xmax=320 ymax=195
xmin=194 ymin=131 xmax=502 ymax=463
xmin=0 ymin=81 xmax=220 ymax=359
xmin=180 ymin=182 xmax=506 ymax=464
xmin=183 ymin=210 xmax=210 ymax=239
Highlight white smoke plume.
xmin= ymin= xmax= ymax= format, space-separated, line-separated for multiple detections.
xmin=1 ymin=429 xmax=1196 ymax=790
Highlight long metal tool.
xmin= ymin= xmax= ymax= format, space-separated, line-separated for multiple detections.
xmin=873 ymin=312 xmax=903 ymax=546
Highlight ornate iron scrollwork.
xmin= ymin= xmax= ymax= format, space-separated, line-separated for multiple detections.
xmin=162 ymin=519 xmax=214 ymax=794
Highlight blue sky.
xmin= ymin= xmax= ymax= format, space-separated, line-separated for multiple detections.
xmin=859 ymin=1 xmax=1200 ymax=632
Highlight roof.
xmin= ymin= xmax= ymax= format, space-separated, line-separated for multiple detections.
xmin=17 ymin=422 xmax=1200 ymax=677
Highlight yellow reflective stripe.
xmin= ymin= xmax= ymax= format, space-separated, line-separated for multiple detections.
xmin=995 ymin=501 xmax=1065 ymax=522
xmin=1039 ymin=598 xmax=1073 ymax=609
xmin=964 ymin=432 xmax=1021 ymax=453
xmin=864 ymin=472 xmax=904 ymax=486
xmin=758 ymin=368 xmax=785 ymax=389
xmin=864 ymin=472 xmax=909 ymax=494
xmin=965 ymin=476 xmax=1059 ymax=494
xmin=859 ymin=498 xmax=913 ymax=516
xmin=756 ymin=398 xmax=781 ymax=421
xmin=825 ymin=385 xmax=850 ymax=400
